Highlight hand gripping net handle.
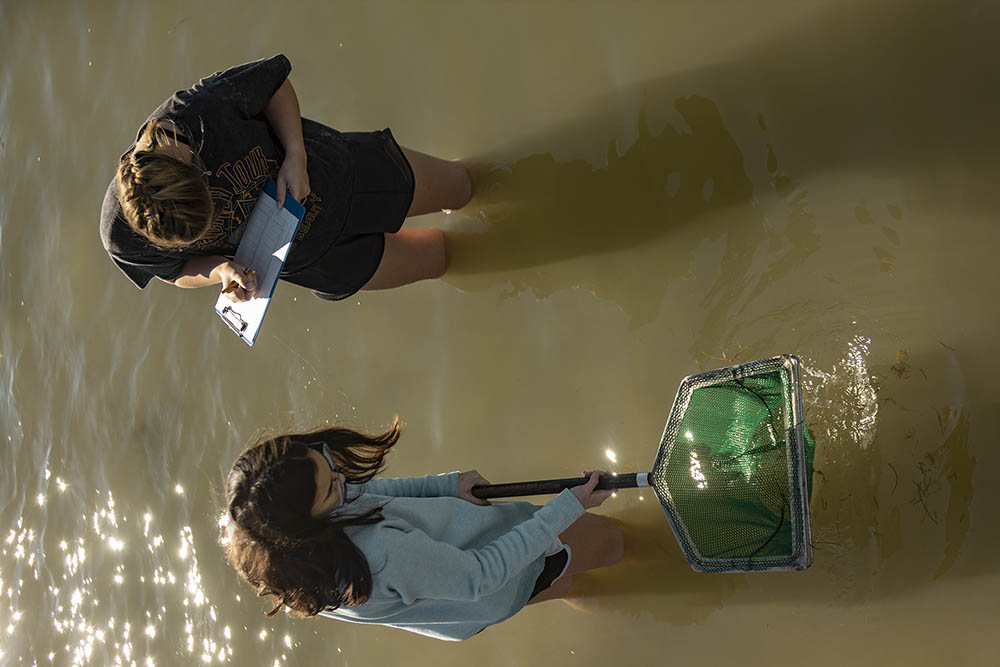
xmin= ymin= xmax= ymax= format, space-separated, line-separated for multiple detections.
xmin=471 ymin=472 xmax=651 ymax=499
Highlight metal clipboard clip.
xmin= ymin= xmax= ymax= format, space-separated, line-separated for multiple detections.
xmin=219 ymin=306 xmax=248 ymax=335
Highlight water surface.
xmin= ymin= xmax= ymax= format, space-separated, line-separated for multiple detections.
xmin=2 ymin=0 xmax=998 ymax=664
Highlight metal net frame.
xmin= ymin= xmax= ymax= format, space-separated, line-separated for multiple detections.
xmin=649 ymin=355 xmax=813 ymax=572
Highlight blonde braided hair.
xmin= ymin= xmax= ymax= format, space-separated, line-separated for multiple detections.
xmin=116 ymin=119 xmax=213 ymax=248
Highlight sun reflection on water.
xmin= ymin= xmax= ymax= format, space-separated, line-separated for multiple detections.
xmin=0 ymin=474 xmax=300 ymax=665
xmin=802 ymin=334 xmax=879 ymax=450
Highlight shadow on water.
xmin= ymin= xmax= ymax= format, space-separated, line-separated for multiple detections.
xmin=443 ymin=95 xmax=800 ymax=332
xmin=444 ymin=0 xmax=1000 ymax=332
xmin=449 ymin=94 xmax=754 ymax=272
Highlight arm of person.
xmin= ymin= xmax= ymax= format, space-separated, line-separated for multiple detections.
xmin=167 ymin=255 xmax=257 ymax=302
xmin=349 ymin=470 xmax=492 ymax=506
xmin=352 ymin=473 xmax=462 ymax=500
xmin=264 ymin=78 xmax=310 ymax=206
xmin=380 ymin=489 xmax=587 ymax=604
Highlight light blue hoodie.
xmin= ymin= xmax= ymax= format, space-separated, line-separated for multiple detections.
xmin=318 ymin=473 xmax=585 ymax=641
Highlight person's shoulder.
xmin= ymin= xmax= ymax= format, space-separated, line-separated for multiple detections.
xmin=101 ymin=176 xmax=119 ymax=207
xmin=99 ymin=177 xmax=122 ymax=245
xmin=148 ymin=89 xmax=200 ymax=124
xmin=186 ymin=54 xmax=291 ymax=101
xmin=340 ymin=520 xmax=397 ymax=576
xmin=146 ymin=68 xmax=219 ymax=122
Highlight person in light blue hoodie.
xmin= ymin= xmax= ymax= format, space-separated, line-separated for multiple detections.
xmin=221 ymin=419 xmax=623 ymax=641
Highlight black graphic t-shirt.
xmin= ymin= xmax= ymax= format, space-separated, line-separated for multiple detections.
xmin=100 ymin=54 xmax=352 ymax=289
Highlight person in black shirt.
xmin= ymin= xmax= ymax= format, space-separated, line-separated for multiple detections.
xmin=101 ymin=54 xmax=471 ymax=302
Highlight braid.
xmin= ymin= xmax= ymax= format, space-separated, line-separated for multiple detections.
xmin=116 ymin=119 xmax=213 ymax=248
xmin=117 ymin=156 xmax=164 ymax=238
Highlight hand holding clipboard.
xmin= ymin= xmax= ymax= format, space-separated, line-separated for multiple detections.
xmin=214 ymin=180 xmax=306 ymax=346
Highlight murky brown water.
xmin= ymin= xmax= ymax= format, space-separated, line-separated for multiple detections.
xmin=2 ymin=0 xmax=998 ymax=664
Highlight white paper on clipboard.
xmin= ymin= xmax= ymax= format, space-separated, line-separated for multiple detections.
xmin=214 ymin=180 xmax=305 ymax=346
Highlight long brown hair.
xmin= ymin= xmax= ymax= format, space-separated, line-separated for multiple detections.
xmin=116 ymin=119 xmax=213 ymax=247
xmin=222 ymin=420 xmax=400 ymax=617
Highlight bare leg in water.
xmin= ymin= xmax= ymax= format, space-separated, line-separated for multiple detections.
xmin=361 ymin=147 xmax=472 ymax=291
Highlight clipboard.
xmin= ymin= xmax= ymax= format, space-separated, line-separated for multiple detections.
xmin=214 ymin=180 xmax=306 ymax=346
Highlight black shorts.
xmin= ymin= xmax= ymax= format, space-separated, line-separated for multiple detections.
xmin=288 ymin=128 xmax=414 ymax=301
xmin=528 ymin=547 xmax=570 ymax=600
xmin=472 ymin=547 xmax=571 ymax=637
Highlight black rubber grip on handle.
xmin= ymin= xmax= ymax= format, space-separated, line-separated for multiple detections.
xmin=471 ymin=472 xmax=643 ymax=499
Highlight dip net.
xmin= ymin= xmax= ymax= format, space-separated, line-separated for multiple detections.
xmin=650 ymin=355 xmax=815 ymax=572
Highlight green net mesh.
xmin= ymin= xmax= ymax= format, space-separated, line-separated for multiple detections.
xmin=650 ymin=356 xmax=814 ymax=572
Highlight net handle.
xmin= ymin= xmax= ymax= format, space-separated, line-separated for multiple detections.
xmin=471 ymin=472 xmax=651 ymax=499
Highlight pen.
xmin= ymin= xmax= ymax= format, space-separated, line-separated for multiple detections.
xmin=222 ymin=269 xmax=255 ymax=294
